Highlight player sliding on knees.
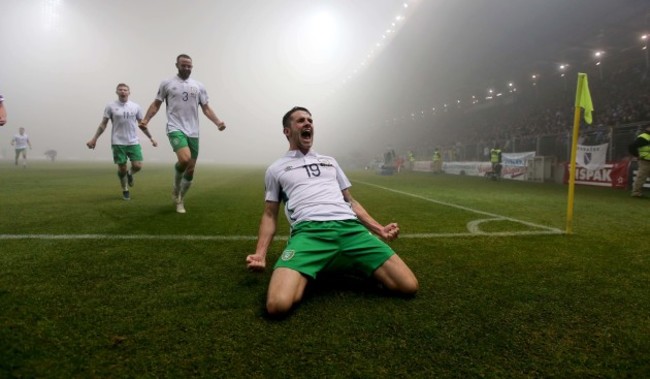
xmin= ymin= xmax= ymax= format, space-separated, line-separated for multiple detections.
xmin=246 ymin=106 xmax=418 ymax=317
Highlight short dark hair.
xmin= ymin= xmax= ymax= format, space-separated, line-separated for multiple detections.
xmin=116 ymin=83 xmax=129 ymax=90
xmin=282 ymin=106 xmax=311 ymax=129
xmin=176 ymin=54 xmax=192 ymax=62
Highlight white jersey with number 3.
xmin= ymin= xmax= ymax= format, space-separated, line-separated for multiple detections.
xmin=264 ymin=150 xmax=357 ymax=226
xmin=155 ymin=76 xmax=209 ymax=138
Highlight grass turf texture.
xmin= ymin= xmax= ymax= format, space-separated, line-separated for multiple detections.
xmin=1 ymin=162 xmax=649 ymax=378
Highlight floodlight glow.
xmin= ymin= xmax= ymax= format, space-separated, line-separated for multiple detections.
xmin=305 ymin=10 xmax=339 ymax=50
xmin=42 ymin=0 xmax=62 ymax=30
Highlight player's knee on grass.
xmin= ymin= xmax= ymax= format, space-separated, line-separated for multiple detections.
xmin=374 ymin=255 xmax=419 ymax=296
xmin=265 ymin=268 xmax=308 ymax=315
xmin=266 ymin=294 xmax=296 ymax=316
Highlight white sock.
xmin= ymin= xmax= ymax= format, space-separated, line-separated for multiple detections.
xmin=174 ymin=170 xmax=183 ymax=191
xmin=120 ymin=175 xmax=128 ymax=191
xmin=180 ymin=178 xmax=192 ymax=198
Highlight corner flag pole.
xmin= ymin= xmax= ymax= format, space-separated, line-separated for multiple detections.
xmin=566 ymin=73 xmax=593 ymax=234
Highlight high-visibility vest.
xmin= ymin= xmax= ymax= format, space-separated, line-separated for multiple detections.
xmin=433 ymin=151 xmax=441 ymax=161
xmin=490 ymin=149 xmax=501 ymax=163
xmin=638 ymin=133 xmax=650 ymax=160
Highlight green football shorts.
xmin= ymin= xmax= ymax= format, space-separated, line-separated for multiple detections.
xmin=112 ymin=144 xmax=143 ymax=164
xmin=274 ymin=220 xmax=395 ymax=279
xmin=168 ymin=131 xmax=199 ymax=159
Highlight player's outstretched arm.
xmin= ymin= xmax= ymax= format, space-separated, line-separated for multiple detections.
xmin=343 ymin=189 xmax=399 ymax=242
xmin=140 ymin=99 xmax=162 ymax=128
xmin=246 ymin=201 xmax=280 ymax=272
xmin=200 ymin=103 xmax=226 ymax=131
xmin=137 ymin=122 xmax=158 ymax=147
xmin=87 ymin=118 xmax=109 ymax=149
xmin=0 ymin=102 xmax=6 ymax=126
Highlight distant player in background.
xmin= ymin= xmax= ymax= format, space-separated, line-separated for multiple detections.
xmin=140 ymin=54 xmax=227 ymax=214
xmin=0 ymin=93 xmax=6 ymax=126
xmin=87 ymin=83 xmax=158 ymax=200
xmin=11 ymin=127 xmax=31 ymax=167
xmin=246 ymin=106 xmax=418 ymax=317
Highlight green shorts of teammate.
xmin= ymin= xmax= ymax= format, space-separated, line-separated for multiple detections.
xmin=274 ymin=220 xmax=395 ymax=279
xmin=112 ymin=144 xmax=143 ymax=165
xmin=168 ymin=131 xmax=199 ymax=159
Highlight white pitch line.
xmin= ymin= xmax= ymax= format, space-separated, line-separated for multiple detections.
xmin=402 ymin=230 xmax=563 ymax=238
xmin=0 ymin=229 xmax=564 ymax=241
xmin=354 ymin=180 xmax=564 ymax=234
xmin=0 ymin=234 xmax=271 ymax=241
xmin=0 ymin=224 xmax=563 ymax=242
xmin=0 ymin=182 xmax=564 ymax=241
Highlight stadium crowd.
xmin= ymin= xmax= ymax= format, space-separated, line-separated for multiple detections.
xmin=399 ymin=53 xmax=650 ymax=163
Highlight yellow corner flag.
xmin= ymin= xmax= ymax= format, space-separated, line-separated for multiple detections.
xmin=575 ymin=73 xmax=593 ymax=124
xmin=566 ymin=73 xmax=595 ymax=234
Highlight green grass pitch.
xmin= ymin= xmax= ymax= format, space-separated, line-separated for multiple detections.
xmin=1 ymin=161 xmax=649 ymax=378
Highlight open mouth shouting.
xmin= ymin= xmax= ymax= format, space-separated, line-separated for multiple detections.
xmin=301 ymin=128 xmax=313 ymax=141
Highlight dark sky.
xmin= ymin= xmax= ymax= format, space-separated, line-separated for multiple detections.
xmin=333 ymin=0 xmax=650 ymax=121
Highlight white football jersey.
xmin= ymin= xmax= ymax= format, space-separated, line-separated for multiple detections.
xmin=12 ymin=134 xmax=30 ymax=149
xmin=104 ymin=100 xmax=143 ymax=146
xmin=155 ymin=76 xmax=209 ymax=138
xmin=264 ymin=150 xmax=357 ymax=226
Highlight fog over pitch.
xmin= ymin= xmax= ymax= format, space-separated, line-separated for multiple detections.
xmin=0 ymin=0 xmax=647 ymax=165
